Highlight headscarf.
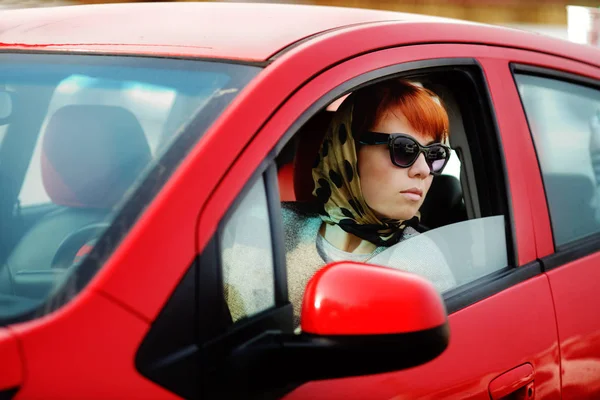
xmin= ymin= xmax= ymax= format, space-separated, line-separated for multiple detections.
xmin=311 ymin=93 xmax=419 ymax=247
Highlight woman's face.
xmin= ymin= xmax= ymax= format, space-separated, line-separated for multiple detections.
xmin=357 ymin=108 xmax=434 ymax=221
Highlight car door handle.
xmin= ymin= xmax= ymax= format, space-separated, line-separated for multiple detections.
xmin=489 ymin=363 xmax=535 ymax=400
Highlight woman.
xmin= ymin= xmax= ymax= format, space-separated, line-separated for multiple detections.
xmin=283 ymin=78 xmax=457 ymax=325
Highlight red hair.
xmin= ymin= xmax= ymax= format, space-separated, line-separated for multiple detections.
xmin=351 ymin=79 xmax=449 ymax=142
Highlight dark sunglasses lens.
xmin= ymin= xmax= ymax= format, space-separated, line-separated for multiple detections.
xmin=391 ymin=136 xmax=420 ymax=166
xmin=426 ymin=145 xmax=449 ymax=172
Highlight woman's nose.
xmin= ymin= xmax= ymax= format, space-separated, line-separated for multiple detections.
xmin=408 ymin=153 xmax=430 ymax=178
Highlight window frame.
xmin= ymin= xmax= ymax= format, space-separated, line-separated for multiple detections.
xmin=510 ymin=63 xmax=600 ymax=271
xmin=268 ymin=58 xmax=525 ymax=314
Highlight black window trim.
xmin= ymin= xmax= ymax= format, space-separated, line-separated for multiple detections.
xmin=511 ymin=63 xmax=600 ymax=92
xmin=269 ymin=57 xmax=533 ymax=314
xmin=510 ymin=62 xmax=600 ymax=271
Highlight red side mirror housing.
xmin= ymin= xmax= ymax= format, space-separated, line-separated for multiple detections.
xmin=301 ymin=262 xmax=448 ymax=336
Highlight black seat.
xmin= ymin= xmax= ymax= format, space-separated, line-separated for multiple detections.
xmin=4 ymin=105 xmax=151 ymax=297
xmin=419 ymin=175 xmax=467 ymax=230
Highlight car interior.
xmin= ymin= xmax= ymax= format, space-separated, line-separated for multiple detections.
xmin=275 ymin=77 xmax=472 ymax=233
xmin=0 ymin=103 xmax=154 ymax=315
xmin=0 ymin=56 xmax=258 ymax=324
xmin=272 ymin=70 xmax=519 ymax=289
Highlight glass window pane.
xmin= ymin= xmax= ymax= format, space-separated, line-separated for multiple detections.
xmin=515 ymin=74 xmax=600 ymax=246
xmin=221 ymin=176 xmax=275 ymax=322
xmin=370 ymin=216 xmax=507 ymax=288
xmin=0 ymin=53 xmax=258 ymax=324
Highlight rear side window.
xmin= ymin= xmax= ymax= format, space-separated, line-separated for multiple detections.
xmin=514 ymin=73 xmax=600 ymax=246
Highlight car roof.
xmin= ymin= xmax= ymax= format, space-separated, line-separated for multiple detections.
xmin=0 ymin=2 xmax=449 ymax=61
xmin=1 ymin=2 xmax=598 ymax=65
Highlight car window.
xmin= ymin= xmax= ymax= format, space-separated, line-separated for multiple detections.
xmin=275 ymin=73 xmax=511 ymax=319
xmin=373 ymin=215 xmax=507 ymax=287
xmin=18 ymin=77 xmax=178 ymax=207
xmin=220 ymin=174 xmax=276 ymax=322
xmin=514 ymin=73 xmax=600 ymax=246
xmin=0 ymin=54 xmax=259 ymax=324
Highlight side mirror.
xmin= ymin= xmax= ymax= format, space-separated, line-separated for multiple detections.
xmin=0 ymin=90 xmax=13 ymax=125
xmin=296 ymin=262 xmax=449 ymax=378
xmin=207 ymin=262 xmax=449 ymax=397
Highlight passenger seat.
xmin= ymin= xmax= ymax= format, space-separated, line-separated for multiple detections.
xmin=5 ymin=105 xmax=151 ymax=297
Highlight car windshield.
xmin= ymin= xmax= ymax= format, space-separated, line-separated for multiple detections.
xmin=0 ymin=54 xmax=259 ymax=324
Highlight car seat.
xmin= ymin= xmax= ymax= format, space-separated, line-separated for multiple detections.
xmin=3 ymin=104 xmax=151 ymax=297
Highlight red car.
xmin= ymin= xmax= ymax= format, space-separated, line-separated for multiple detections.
xmin=1 ymin=2 xmax=599 ymax=399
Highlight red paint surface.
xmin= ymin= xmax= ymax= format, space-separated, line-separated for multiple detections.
xmin=547 ymin=254 xmax=600 ymax=399
xmin=0 ymin=3 xmax=597 ymax=65
xmin=0 ymin=3 xmax=435 ymax=61
xmin=0 ymin=328 xmax=22 ymax=392
xmin=301 ymin=263 xmax=447 ymax=335
xmin=9 ymin=290 xmax=178 ymax=399
xmin=286 ymin=276 xmax=560 ymax=400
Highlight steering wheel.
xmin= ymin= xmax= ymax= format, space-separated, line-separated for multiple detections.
xmin=51 ymin=223 xmax=110 ymax=269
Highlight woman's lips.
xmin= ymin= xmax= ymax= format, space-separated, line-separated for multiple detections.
xmin=400 ymin=188 xmax=423 ymax=201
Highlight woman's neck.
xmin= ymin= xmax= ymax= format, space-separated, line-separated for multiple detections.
xmin=319 ymin=222 xmax=377 ymax=254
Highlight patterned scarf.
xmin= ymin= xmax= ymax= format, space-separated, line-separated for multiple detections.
xmin=311 ymin=94 xmax=419 ymax=247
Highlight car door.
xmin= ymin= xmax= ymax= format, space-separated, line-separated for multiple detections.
xmin=194 ymin=32 xmax=562 ymax=398
xmin=510 ymin=57 xmax=600 ymax=399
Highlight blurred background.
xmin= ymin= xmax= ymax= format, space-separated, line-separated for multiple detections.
xmin=2 ymin=0 xmax=600 ymax=44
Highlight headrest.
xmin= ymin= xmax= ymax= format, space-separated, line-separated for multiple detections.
xmin=419 ymin=175 xmax=464 ymax=229
xmin=42 ymin=105 xmax=151 ymax=209
xmin=293 ymin=112 xmax=332 ymax=202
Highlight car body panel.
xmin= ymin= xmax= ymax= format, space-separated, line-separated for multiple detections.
xmin=547 ymin=256 xmax=600 ymax=398
xmin=199 ymin=42 xmax=561 ymax=398
xmin=9 ymin=289 xmax=178 ymax=399
xmin=0 ymin=3 xmax=451 ymax=61
xmin=0 ymin=328 xmax=22 ymax=393
xmin=285 ymin=275 xmax=560 ymax=399
xmin=0 ymin=3 xmax=596 ymax=66
xmin=1 ymin=3 xmax=600 ymax=398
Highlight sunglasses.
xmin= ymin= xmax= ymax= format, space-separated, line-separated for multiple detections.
xmin=358 ymin=131 xmax=451 ymax=175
